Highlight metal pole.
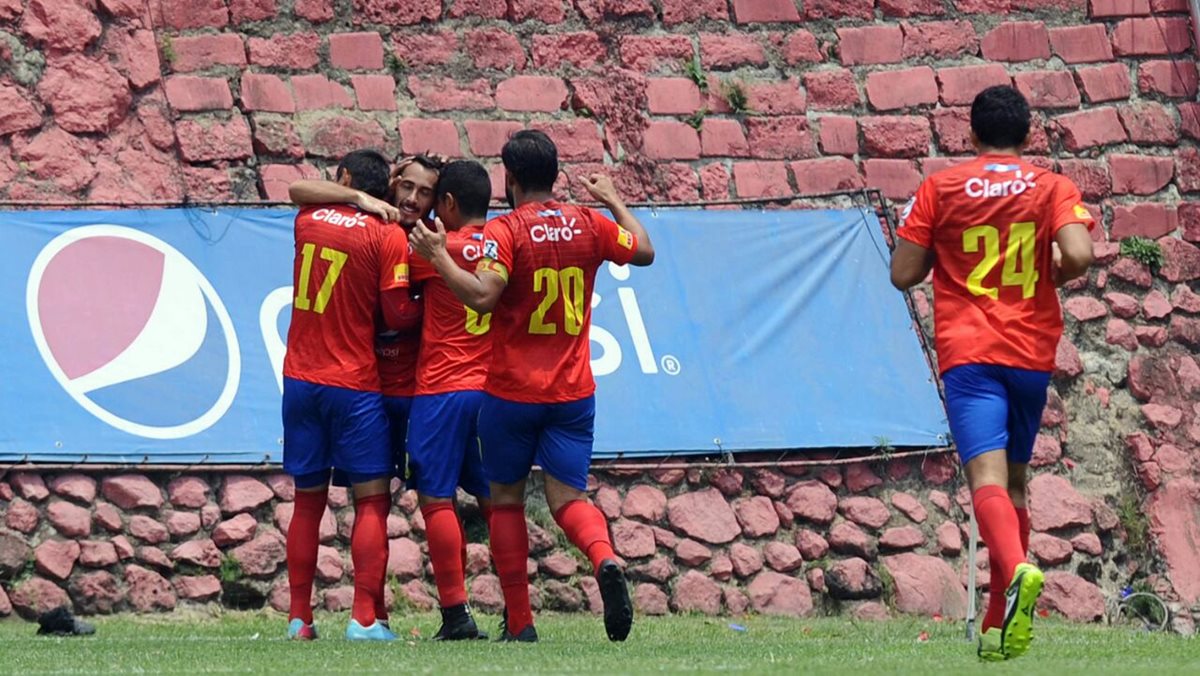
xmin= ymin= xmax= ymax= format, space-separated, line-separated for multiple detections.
xmin=966 ymin=505 xmax=979 ymax=642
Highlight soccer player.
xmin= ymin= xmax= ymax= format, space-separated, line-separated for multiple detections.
xmin=410 ymin=130 xmax=655 ymax=643
xmin=406 ymin=160 xmax=496 ymax=641
xmin=281 ymin=149 xmax=419 ymax=642
xmin=890 ymin=86 xmax=1095 ymax=661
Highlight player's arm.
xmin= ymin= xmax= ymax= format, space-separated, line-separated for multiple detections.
xmin=1053 ymin=223 xmax=1094 ymax=285
xmin=409 ymin=218 xmax=507 ymax=313
xmin=582 ymin=174 xmax=654 ymax=266
xmin=889 ymin=181 xmax=938 ymax=290
xmin=890 ymin=239 xmax=935 ymax=290
xmin=288 ymin=180 xmax=400 ymax=222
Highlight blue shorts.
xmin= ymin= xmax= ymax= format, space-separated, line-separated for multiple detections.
xmin=407 ymin=391 xmax=490 ymax=499
xmin=478 ymin=394 xmax=595 ymax=492
xmin=331 ymin=395 xmax=411 ymax=488
xmin=942 ymin=364 xmax=1051 ymax=466
xmin=282 ymin=377 xmax=393 ymax=488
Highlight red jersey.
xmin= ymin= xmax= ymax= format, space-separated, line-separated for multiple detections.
xmin=411 ymin=224 xmax=493 ymax=395
xmin=479 ymin=201 xmax=639 ymax=403
xmin=376 ymin=324 xmax=420 ymax=397
xmin=283 ymin=204 xmax=410 ymax=392
xmin=897 ymin=155 xmax=1095 ymax=374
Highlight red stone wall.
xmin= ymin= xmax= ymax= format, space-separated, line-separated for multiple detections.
xmin=0 ymin=0 xmax=1199 ymax=625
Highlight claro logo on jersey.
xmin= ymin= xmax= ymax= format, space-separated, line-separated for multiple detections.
xmin=26 ymin=226 xmax=241 ymax=439
xmin=311 ymin=208 xmax=369 ymax=228
xmin=531 ymin=218 xmax=583 ymax=243
xmin=965 ymin=168 xmax=1038 ymax=199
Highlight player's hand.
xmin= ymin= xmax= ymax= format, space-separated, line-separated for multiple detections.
xmin=1051 ymin=242 xmax=1064 ymax=286
xmin=356 ymin=191 xmax=401 ymax=222
xmin=410 ymin=216 xmax=448 ymax=261
xmin=581 ymin=173 xmax=622 ymax=207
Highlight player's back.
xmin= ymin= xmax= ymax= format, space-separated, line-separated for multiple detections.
xmin=284 ymin=204 xmax=393 ymax=392
xmin=915 ymin=156 xmax=1092 ymax=373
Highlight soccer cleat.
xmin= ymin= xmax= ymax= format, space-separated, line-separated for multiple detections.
xmin=433 ymin=604 xmax=489 ymax=641
xmin=496 ymin=624 xmax=538 ymax=643
xmin=999 ymin=562 xmax=1045 ymax=660
xmin=597 ymin=559 xmax=633 ymax=642
xmin=345 ymin=619 xmax=397 ymax=641
xmin=286 ymin=618 xmax=318 ymax=641
xmin=977 ymin=628 xmax=1005 ymax=662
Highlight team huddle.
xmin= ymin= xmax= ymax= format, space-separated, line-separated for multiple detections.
xmin=280 ymin=129 xmax=652 ymax=643
xmin=279 ymin=84 xmax=1094 ymax=661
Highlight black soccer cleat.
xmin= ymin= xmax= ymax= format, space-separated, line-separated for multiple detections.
xmin=495 ymin=623 xmax=538 ymax=643
xmin=36 ymin=607 xmax=95 ymax=637
xmin=597 ymin=559 xmax=633 ymax=642
xmin=432 ymin=604 xmax=488 ymax=641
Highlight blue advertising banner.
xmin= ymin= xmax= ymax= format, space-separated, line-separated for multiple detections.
xmin=0 ymin=207 xmax=948 ymax=463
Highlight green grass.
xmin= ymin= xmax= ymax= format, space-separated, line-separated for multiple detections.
xmin=0 ymin=612 xmax=1195 ymax=674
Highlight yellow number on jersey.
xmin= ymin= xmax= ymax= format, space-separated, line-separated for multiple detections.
xmin=962 ymin=222 xmax=1039 ymax=301
xmin=465 ymin=306 xmax=492 ymax=335
xmin=529 ymin=266 xmax=586 ymax=336
xmin=295 ymin=244 xmax=349 ymax=314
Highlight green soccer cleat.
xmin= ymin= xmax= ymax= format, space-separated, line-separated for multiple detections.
xmin=977 ymin=627 xmax=1005 ymax=662
xmin=999 ymin=562 xmax=1044 ymax=660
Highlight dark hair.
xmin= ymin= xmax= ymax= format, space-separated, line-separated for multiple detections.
xmin=501 ymin=129 xmax=558 ymax=193
xmin=970 ymin=86 xmax=1031 ymax=150
xmin=335 ymin=149 xmax=390 ymax=199
xmin=405 ymin=154 xmax=446 ymax=174
xmin=436 ymin=160 xmax=492 ymax=219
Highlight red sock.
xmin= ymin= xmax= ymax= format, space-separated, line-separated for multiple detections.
xmin=973 ymin=485 xmax=1025 ymax=590
xmin=422 ymin=503 xmax=468 ymax=608
xmin=554 ymin=500 xmax=616 ymax=574
xmin=350 ymin=494 xmax=390 ymax=627
xmin=982 ymin=552 xmax=1005 ymax=631
xmin=489 ymin=504 xmax=532 ymax=634
xmin=286 ymin=489 xmax=327 ymax=624
xmin=1015 ymin=507 xmax=1031 ymax=555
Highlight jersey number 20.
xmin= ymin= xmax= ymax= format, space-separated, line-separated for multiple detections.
xmin=295 ymin=243 xmax=348 ymax=314
xmin=962 ymin=222 xmax=1038 ymax=300
xmin=529 ymin=266 xmax=585 ymax=335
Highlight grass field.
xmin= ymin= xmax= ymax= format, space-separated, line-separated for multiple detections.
xmin=0 ymin=611 xmax=1195 ymax=674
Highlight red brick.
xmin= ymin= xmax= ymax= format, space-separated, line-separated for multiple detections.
xmin=1059 ymin=159 xmax=1111 ymax=201
xmin=509 ymin=0 xmax=566 ymax=22
xmin=1054 ymin=107 xmax=1128 ymax=151
xmin=164 ymin=76 xmax=233 ymax=112
xmin=291 ymin=74 xmax=353 ymax=111
xmin=922 ymin=157 xmax=970 ymax=176
xmin=151 ymin=0 xmax=229 ymax=30
xmin=981 ymin=22 xmax=1052 ymax=62
xmin=937 ymin=64 xmax=1010 ymax=106
xmin=329 ymin=32 xmax=384 ymax=71
xmin=644 ymin=120 xmax=701 ymax=160
xmin=1049 ymin=25 xmax=1114 ymax=64
xmin=860 ymin=116 xmax=932 ymax=158
xmin=409 ymin=77 xmax=494 ymax=112
xmin=1110 ymin=155 xmax=1174 ymax=195
xmin=496 ymin=76 xmax=567 ymax=112
xmin=1119 ymin=103 xmax=1179 ymax=144
xmin=1090 ymin=0 xmax=1152 ymax=16
xmin=819 ymin=116 xmax=858 ymax=156
xmin=351 ymin=75 xmax=396 ymax=111
xmin=532 ymin=32 xmax=606 ymax=69
xmin=1139 ymin=60 xmax=1199 ymax=98
xmin=393 ymin=32 xmax=459 ymax=68
xmin=954 ymin=0 xmax=1011 ymax=12
xmin=619 ymin=35 xmax=692 ymax=73
xmin=1183 ymin=203 xmax=1200 ymax=241
xmin=467 ymin=28 xmax=527 ymax=71
xmin=747 ymin=79 xmax=806 ymax=115
xmin=531 ymin=119 xmax=604 ymax=161
xmin=701 ymin=118 xmax=750 ymax=157
xmin=399 ymin=118 xmax=461 ymax=157
xmin=353 ymin=0 xmax=440 ymax=25
xmin=465 ymin=120 xmax=522 ymax=156
xmin=247 ymin=33 xmax=320 ymax=70
xmin=230 ymin=0 xmax=276 ymax=23
xmin=805 ymin=0 xmax=875 ymax=19
xmin=1112 ymin=18 xmax=1192 ymax=56
xmin=1182 ymin=103 xmax=1200 ymax=141
xmin=260 ymin=163 xmax=319 ymax=201
xmin=295 ymin=0 xmax=334 ymax=22
xmin=782 ymin=30 xmax=823 ymax=64
xmin=1024 ymin=118 xmax=1052 ymax=155
xmin=866 ymin=67 xmax=938 ymax=111
xmin=931 ymin=107 xmax=973 ymax=155
xmin=881 ymin=0 xmax=947 ymax=15
xmin=1176 ymin=148 xmax=1200 ymax=193
xmin=170 ymin=34 xmax=246 ymax=72
xmin=176 ymin=116 xmax=253 ymax=162
xmin=732 ymin=0 xmax=802 ymax=22
xmin=1013 ymin=70 xmax=1081 ymax=109
xmin=804 ymin=70 xmax=861 ymax=110
xmin=240 ymin=73 xmax=295 ymax=113
xmin=838 ymin=25 xmax=904 ymax=66
xmin=1112 ymin=203 xmax=1178 ymax=240
xmin=647 ymin=78 xmax=703 ymax=115
xmin=662 ymin=0 xmax=729 ymax=23
xmin=450 ymin=0 xmax=506 ymax=17
xmin=700 ymin=33 xmax=767 ymax=69
xmin=575 ymin=0 xmax=654 ymax=20
xmin=791 ymin=157 xmax=864 ymax=194
xmin=699 ymin=162 xmax=731 ymax=199
xmin=733 ymin=161 xmax=791 ymax=198
xmin=1077 ymin=63 xmax=1132 ymax=103
xmin=745 ymin=116 xmax=816 ymax=160
xmin=864 ymin=159 xmax=923 ymax=200
xmin=1151 ymin=0 xmax=1189 ymax=10
xmin=901 ymin=21 xmax=977 ymax=59
xmin=252 ymin=117 xmax=305 ymax=158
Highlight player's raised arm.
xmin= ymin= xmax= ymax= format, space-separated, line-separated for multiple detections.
xmin=410 ymin=217 xmax=507 ymax=313
xmin=289 ymin=179 xmax=401 ymax=223
xmin=582 ymin=174 xmax=655 ymax=266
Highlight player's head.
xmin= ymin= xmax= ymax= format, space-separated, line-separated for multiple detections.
xmin=393 ymin=154 xmax=444 ymax=227
xmin=334 ymin=149 xmax=390 ymax=200
xmin=435 ymin=160 xmax=492 ymax=230
xmin=970 ymin=86 xmax=1031 ymax=153
xmin=501 ymin=129 xmax=558 ymax=208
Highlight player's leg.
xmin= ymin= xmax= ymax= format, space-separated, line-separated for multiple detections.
xmin=281 ymin=377 xmax=331 ymax=640
xmin=479 ymin=394 xmax=540 ymax=642
xmin=539 ymin=396 xmax=632 ymax=643
xmin=374 ymin=395 xmax=411 ymax=628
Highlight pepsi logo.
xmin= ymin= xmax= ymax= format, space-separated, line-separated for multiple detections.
xmin=26 ymin=226 xmax=241 ymax=439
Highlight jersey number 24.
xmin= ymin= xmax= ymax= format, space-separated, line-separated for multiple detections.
xmin=963 ymin=222 xmax=1038 ymax=300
